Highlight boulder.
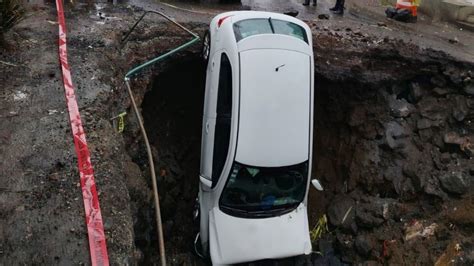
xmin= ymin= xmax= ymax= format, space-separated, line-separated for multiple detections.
xmin=418 ymin=96 xmax=447 ymax=122
xmin=452 ymin=96 xmax=469 ymax=122
xmin=444 ymin=66 xmax=463 ymax=85
xmin=389 ymin=97 xmax=415 ymax=118
xmin=385 ymin=121 xmax=409 ymax=149
xmin=443 ymin=132 xmax=466 ymax=145
xmin=408 ymin=82 xmax=424 ymax=103
xmin=464 ymin=82 xmax=474 ymax=95
xmin=355 ymin=235 xmax=374 ymax=257
xmin=403 ymin=163 xmax=426 ymax=191
xmin=433 ymin=87 xmax=450 ymax=96
xmin=356 ymin=206 xmax=385 ymax=228
xmin=424 ymin=175 xmax=448 ymax=200
xmin=417 ymin=118 xmax=432 ymax=130
xmin=438 ymin=171 xmax=470 ymax=194
xmin=327 ymin=195 xmax=355 ymax=229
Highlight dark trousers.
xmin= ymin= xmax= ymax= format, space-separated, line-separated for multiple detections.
xmin=304 ymin=0 xmax=317 ymax=4
xmin=335 ymin=0 xmax=345 ymax=9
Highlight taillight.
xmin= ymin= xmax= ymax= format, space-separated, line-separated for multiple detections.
xmin=217 ymin=15 xmax=232 ymax=28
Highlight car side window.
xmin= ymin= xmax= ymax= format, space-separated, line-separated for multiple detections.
xmin=212 ymin=53 xmax=232 ymax=187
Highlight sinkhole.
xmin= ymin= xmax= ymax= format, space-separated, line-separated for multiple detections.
xmin=127 ymin=51 xmax=473 ymax=265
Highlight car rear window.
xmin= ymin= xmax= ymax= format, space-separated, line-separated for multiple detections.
xmin=233 ymin=18 xmax=308 ymax=43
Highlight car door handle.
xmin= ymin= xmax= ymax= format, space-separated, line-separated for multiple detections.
xmin=206 ymin=121 xmax=210 ymax=133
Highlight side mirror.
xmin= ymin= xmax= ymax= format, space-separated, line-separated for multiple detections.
xmin=311 ymin=179 xmax=324 ymax=191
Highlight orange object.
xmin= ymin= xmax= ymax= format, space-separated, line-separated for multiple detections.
xmin=396 ymin=0 xmax=418 ymax=16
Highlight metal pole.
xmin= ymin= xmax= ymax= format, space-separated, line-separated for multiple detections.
xmin=122 ymin=10 xmax=200 ymax=265
xmin=125 ymin=79 xmax=167 ymax=266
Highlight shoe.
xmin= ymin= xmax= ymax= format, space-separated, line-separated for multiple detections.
xmin=329 ymin=6 xmax=338 ymax=11
xmin=333 ymin=8 xmax=344 ymax=15
xmin=303 ymin=2 xmax=309 ymax=6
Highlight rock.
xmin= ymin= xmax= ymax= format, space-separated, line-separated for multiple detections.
xmin=452 ymin=96 xmax=468 ymax=122
xmin=355 ymin=235 xmax=373 ymax=257
xmin=318 ymin=238 xmax=335 ymax=256
xmin=389 ymin=97 xmax=414 ymax=118
xmin=388 ymin=122 xmax=408 ymax=138
xmin=318 ymin=14 xmax=330 ymax=20
xmin=417 ymin=118 xmax=432 ymax=130
xmin=283 ymin=10 xmax=299 ymax=17
xmin=440 ymin=153 xmax=451 ymax=164
xmin=408 ymin=82 xmax=424 ymax=103
xmin=403 ymin=164 xmax=426 ymax=191
xmin=424 ymin=176 xmax=448 ymax=200
xmin=444 ymin=66 xmax=463 ymax=85
xmin=385 ymin=121 xmax=409 ymax=149
xmin=433 ymin=87 xmax=450 ymax=96
xmin=443 ymin=132 xmax=468 ymax=146
xmin=356 ymin=207 xmax=384 ymax=228
xmin=431 ymin=75 xmax=447 ymax=87
xmin=400 ymin=178 xmax=416 ymax=200
xmin=464 ymin=82 xmax=474 ymax=95
xmin=327 ymin=195 xmax=355 ymax=229
xmin=438 ymin=171 xmax=470 ymax=194
xmin=335 ymin=233 xmax=356 ymax=263
xmin=448 ymin=37 xmax=459 ymax=44
xmin=418 ymin=96 xmax=447 ymax=121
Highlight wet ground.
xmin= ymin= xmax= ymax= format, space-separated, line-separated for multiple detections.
xmin=1 ymin=0 xmax=474 ymax=265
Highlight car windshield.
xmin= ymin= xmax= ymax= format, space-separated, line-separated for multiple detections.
xmin=219 ymin=161 xmax=308 ymax=217
xmin=233 ymin=18 xmax=308 ymax=43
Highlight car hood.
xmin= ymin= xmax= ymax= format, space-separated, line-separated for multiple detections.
xmin=209 ymin=203 xmax=312 ymax=264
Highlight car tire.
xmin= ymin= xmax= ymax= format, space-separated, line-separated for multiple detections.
xmin=202 ymin=30 xmax=211 ymax=65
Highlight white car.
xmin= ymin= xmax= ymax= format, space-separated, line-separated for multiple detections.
xmin=196 ymin=11 xmax=319 ymax=265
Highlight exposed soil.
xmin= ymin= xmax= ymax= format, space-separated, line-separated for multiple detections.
xmin=1 ymin=1 xmax=473 ymax=265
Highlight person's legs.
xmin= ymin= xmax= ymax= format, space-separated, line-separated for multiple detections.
xmin=303 ymin=0 xmax=310 ymax=6
xmin=333 ymin=0 xmax=345 ymax=14
xmin=313 ymin=0 xmax=317 ymax=6
xmin=330 ymin=0 xmax=340 ymax=11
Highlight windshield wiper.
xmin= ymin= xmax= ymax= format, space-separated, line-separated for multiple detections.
xmin=221 ymin=202 xmax=299 ymax=218
xmin=268 ymin=17 xmax=275 ymax=33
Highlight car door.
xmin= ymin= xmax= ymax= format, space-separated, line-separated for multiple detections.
xmin=199 ymin=52 xmax=234 ymax=253
xmin=200 ymin=51 xmax=221 ymax=181
xmin=200 ymin=52 xmax=233 ymax=186
xmin=211 ymin=52 xmax=232 ymax=188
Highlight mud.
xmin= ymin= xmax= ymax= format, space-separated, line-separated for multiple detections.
xmin=1 ymin=1 xmax=473 ymax=265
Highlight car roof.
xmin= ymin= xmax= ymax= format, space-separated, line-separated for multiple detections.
xmin=235 ymin=48 xmax=311 ymax=167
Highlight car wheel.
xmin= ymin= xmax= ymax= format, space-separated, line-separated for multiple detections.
xmin=202 ymin=30 xmax=211 ymax=65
